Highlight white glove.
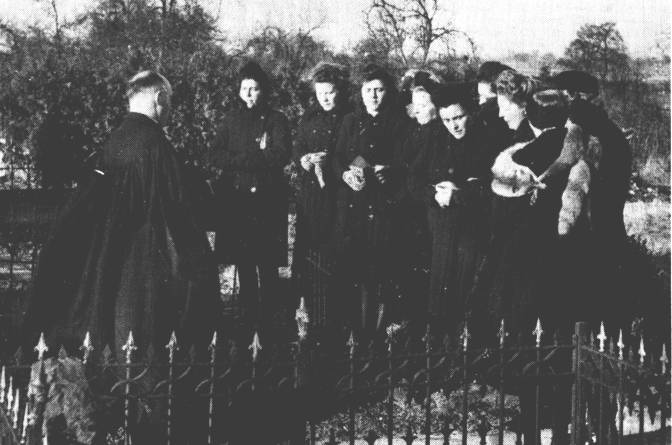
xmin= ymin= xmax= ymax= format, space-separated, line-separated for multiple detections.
xmin=300 ymin=154 xmax=312 ymax=171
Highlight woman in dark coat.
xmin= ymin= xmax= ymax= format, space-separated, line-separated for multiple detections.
xmin=477 ymin=72 xmax=592 ymax=443
xmin=391 ymin=70 xmax=442 ymax=323
xmin=292 ymin=63 xmax=351 ymax=327
xmin=331 ymin=64 xmax=409 ymax=335
xmin=210 ymin=61 xmax=291 ymax=328
xmin=410 ymin=83 xmax=492 ymax=332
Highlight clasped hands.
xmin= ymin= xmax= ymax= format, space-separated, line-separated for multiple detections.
xmin=434 ymin=181 xmax=459 ymax=207
xmin=342 ymin=165 xmax=389 ymax=191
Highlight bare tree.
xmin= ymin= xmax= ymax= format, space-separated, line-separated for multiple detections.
xmin=365 ymin=0 xmax=470 ymax=67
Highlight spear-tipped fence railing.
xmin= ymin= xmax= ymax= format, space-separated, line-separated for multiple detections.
xmin=0 ymin=308 xmax=668 ymax=445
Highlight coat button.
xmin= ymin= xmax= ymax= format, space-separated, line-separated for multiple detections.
xmin=250 ymin=187 xmax=257 ymax=193
xmin=369 ymin=144 xmax=374 ymax=149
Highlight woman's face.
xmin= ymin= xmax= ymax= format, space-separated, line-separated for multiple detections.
xmin=315 ymin=82 xmax=338 ymax=111
xmin=411 ymin=90 xmax=436 ymax=125
xmin=439 ymin=103 xmax=469 ymax=140
xmin=497 ymin=94 xmax=526 ymax=130
xmin=361 ymin=79 xmax=386 ymax=115
xmin=239 ymin=78 xmax=262 ymax=109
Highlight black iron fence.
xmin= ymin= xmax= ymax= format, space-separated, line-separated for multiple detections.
xmin=0 ymin=310 xmax=667 ymax=445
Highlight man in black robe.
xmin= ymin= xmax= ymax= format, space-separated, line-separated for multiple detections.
xmin=23 ymin=71 xmax=221 ymax=359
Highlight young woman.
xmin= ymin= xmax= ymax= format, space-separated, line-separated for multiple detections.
xmin=210 ymin=61 xmax=291 ymax=329
xmin=410 ymin=83 xmax=492 ymax=332
xmin=331 ymin=63 xmax=409 ymax=335
xmin=292 ymin=63 xmax=351 ymax=327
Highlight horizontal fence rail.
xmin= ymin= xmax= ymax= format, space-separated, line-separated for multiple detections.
xmin=0 ymin=310 xmax=667 ymax=445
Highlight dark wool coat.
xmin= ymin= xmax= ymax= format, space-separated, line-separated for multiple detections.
xmin=210 ymin=104 xmax=291 ymax=266
xmin=474 ymin=126 xmax=593 ymax=338
xmin=293 ymin=104 xmax=350 ymax=246
xmin=23 ymin=113 xmax=221 ymax=357
xmin=330 ymin=105 xmax=410 ymax=328
xmin=410 ymin=121 xmax=492 ymax=323
xmin=332 ymin=106 xmax=410 ymax=254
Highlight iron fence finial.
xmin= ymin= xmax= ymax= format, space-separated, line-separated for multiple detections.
xmin=660 ymin=344 xmax=668 ymax=374
xmin=249 ymin=332 xmax=262 ymax=362
xmin=210 ymin=331 xmax=218 ymax=350
xmin=597 ymin=321 xmax=607 ymax=353
xmin=122 ymin=331 xmax=137 ymax=364
xmin=166 ymin=331 xmax=179 ymax=361
xmin=295 ymin=297 xmax=309 ymax=341
xmin=533 ymin=318 xmax=543 ymax=347
xmin=80 ymin=331 xmax=93 ymax=364
xmin=639 ymin=337 xmax=646 ymax=365
xmin=34 ymin=333 xmax=48 ymax=361
xmin=460 ymin=322 xmax=470 ymax=351
xmin=347 ymin=330 xmax=357 ymax=358
xmin=617 ymin=329 xmax=624 ymax=360
xmin=498 ymin=319 xmax=507 ymax=347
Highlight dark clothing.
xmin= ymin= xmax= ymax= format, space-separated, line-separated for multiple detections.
xmin=331 ymin=106 xmax=410 ymax=332
xmin=24 ymin=113 xmax=220 ymax=356
xmin=211 ymin=105 xmax=291 ymax=265
xmin=210 ymin=104 xmax=291 ymax=324
xmin=568 ymin=99 xmax=631 ymax=242
xmin=292 ymin=105 xmax=349 ymax=326
xmin=475 ymin=125 xmax=591 ymax=338
xmin=477 ymin=98 xmax=514 ymax=156
xmin=410 ymin=122 xmax=492 ymax=327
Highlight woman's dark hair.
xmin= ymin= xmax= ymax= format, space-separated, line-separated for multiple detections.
xmin=399 ymin=69 xmax=442 ymax=106
xmin=238 ymin=61 xmax=271 ymax=98
xmin=433 ymin=82 xmax=475 ymax=114
xmin=311 ymin=62 xmax=349 ymax=90
xmin=356 ymin=63 xmax=397 ymax=109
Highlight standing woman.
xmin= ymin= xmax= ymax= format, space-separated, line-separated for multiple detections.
xmin=410 ymin=83 xmax=492 ymax=332
xmin=332 ymin=63 xmax=409 ymax=336
xmin=394 ymin=70 xmax=443 ymax=324
xmin=211 ymin=61 xmax=291 ymax=329
xmin=292 ymin=63 xmax=351 ymax=328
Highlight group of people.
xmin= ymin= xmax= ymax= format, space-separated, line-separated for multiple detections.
xmin=22 ymin=59 xmax=631 ymax=362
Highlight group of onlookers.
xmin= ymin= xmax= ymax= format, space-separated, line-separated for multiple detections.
xmin=205 ymin=60 xmax=631 ymax=345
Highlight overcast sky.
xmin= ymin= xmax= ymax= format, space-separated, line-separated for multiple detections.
xmin=2 ymin=0 xmax=669 ymax=57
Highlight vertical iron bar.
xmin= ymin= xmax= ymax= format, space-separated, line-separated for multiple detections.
xmin=571 ymin=322 xmax=587 ymax=445
xmin=165 ymin=332 xmax=177 ymax=445
xmin=498 ymin=320 xmax=506 ymax=445
xmin=660 ymin=344 xmax=669 ymax=444
xmin=207 ymin=332 xmax=217 ymax=445
xmin=617 ymin=330 xmax=625 ymax=445
xmin=638 ymin=337 xmax=646 ymax=445
xmin=597 ymin=323 xmax=607 ymax=445
xmin=424 ymin=324 xmax=431 ymax=445
xmin=348 ymin=331 xmax=356 ymax=445
xmin=461 ymin=324 xmax=469 ymax=445
xmin=533 ymin=319 xmax=543 ymax=445
xmin=122 ymin=331 xmax=137 ymax=445
xmin=387 ymin=330 xmax=394 ymax=445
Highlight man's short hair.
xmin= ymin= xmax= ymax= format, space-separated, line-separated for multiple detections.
xmin=126 ymin=71 xmax=171 ymax=98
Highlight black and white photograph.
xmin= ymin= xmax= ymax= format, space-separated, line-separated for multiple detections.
xmin=0 ymin=0 xmax=668 ymax=443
